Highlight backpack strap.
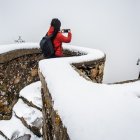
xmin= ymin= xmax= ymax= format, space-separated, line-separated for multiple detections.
xmin=46 ymin=32 xmax=54 ymax=38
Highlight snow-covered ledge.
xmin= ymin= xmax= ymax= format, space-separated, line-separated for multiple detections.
xmin=0 ymin=43 xmax=40 ymax=63
xmin=39 ymin=45 xmax=140 ymax=140
xmin=39 ymin=44 xmax=106 ymax=139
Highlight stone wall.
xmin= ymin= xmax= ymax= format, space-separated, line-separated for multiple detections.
xmin=73 ymin=57 xmax=106 ymax=83
xmin=0 ymin=48 xmax=40 ymax=64
xmin=0 ymin=48 xmax=84 ymax=120
xmin=0 ymin=49 xmax=42 ymax=119
xmin=0 ymin=47 xmax=106 ymax=140
xmin=39 ymin=55 xmax=106 ymax=140
xmin=39 ymin=71 xmax=70 ymax=140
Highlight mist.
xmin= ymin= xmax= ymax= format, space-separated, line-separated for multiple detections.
xmin=0 ymin=0 xmax=140 ymax=83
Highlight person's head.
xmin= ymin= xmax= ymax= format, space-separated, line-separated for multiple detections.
xmin=51 ymin=18 xmax=61 ymax=32
xmin=50 ymin=18 xmax=61 ymax=40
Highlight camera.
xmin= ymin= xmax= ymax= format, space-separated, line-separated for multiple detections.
xmin=137 ymin=58 xmax=140 ymax=65
xmin=61 ymin=29 xmax=70 ymax=33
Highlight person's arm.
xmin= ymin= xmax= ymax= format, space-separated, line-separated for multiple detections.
xmin=59 ymin=32 xmax=72 ymax=43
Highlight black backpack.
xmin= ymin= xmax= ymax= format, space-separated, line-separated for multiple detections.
xmin=40 ymin=34 xmax=55 ymax=58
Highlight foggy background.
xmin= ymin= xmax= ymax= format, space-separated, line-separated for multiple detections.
xmin=0 ymin=0 xmax=140 ymax=83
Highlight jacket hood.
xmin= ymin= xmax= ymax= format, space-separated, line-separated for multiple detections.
xmin=47 ymin=26 xmax=54 ymax=35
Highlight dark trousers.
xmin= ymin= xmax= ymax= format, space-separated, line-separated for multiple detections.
xmin=45 ymin=54 xmax=62 ymax=59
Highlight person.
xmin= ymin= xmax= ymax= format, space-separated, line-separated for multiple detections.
xmin=46 ymin=18 xmax=72 ymax=58
xmin=137 ymin=58 xmax=140 ymax=79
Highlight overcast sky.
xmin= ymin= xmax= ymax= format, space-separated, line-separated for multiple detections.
xmin=0 ymin=0 xmax=140 ymax=83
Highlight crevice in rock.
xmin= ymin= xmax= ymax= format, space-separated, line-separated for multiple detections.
xmin=20 ymin=97 xmax=42 ymax=112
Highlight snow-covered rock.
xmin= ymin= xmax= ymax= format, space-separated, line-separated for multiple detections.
xmin=19 ymin=81 xmax=42 ymax=109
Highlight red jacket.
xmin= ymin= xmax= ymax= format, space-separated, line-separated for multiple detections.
xmin=47 ymin=26 xmax=72 ymax=57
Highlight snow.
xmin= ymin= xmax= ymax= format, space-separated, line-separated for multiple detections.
xmin=13 ymin=99 xmax=42 ymax=127
xmin=0 ymin=135 xmax=5 ymax=140
xmin=20 ymin=81 xmax=42 ymax=108
xmin=0 ymin=115 xmax=41 ymax=140
xmin=0 ymin=43 xmax=105 ymax=61
xmin=0 ymin=42 xmax=39 ymax=54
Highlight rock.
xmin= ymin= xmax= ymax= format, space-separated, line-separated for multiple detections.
xmin=14 ymin=99 xmax=42 ymax=137
xmin=16 ymin=134 xmax=31 ymax=140
xmin=11 ymin=131 xmax=20 ymax=140
xmin=31 ymin=126 xmax=42 ymax=137
xmin=14 ymin=77 xmax=20 ymax=84
xmin=27 ymin=76 xmax=33 ymax=83
xmin=55 ymin=114 xmax=61 ymax=125
xmin=31 ymin=117 xmax=43 ymax=129
xmin=0 ymin=105 xmax=12 ymax=120
xmin=21 ymin=64 xmax=27 ymax=69
xmin=90 ymin=68 xmax=98 ymax=79
xmin=0 ymin=106 xmax=11 ymax=114
xmin=1 ymin=84 xmax=7 ymax=92
xmin=11 ymin=131 xmax=31 ymax=140
xmin=31 ymin=69 xmax=38 ymax=77
xmin=99 ymin=64 xmax=104 ymax=75
xmin=96 ymin=76 xmax=102 ymax=83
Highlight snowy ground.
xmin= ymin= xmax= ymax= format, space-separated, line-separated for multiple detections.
xmin=1 ymin=43 xmax=140 ymax=140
